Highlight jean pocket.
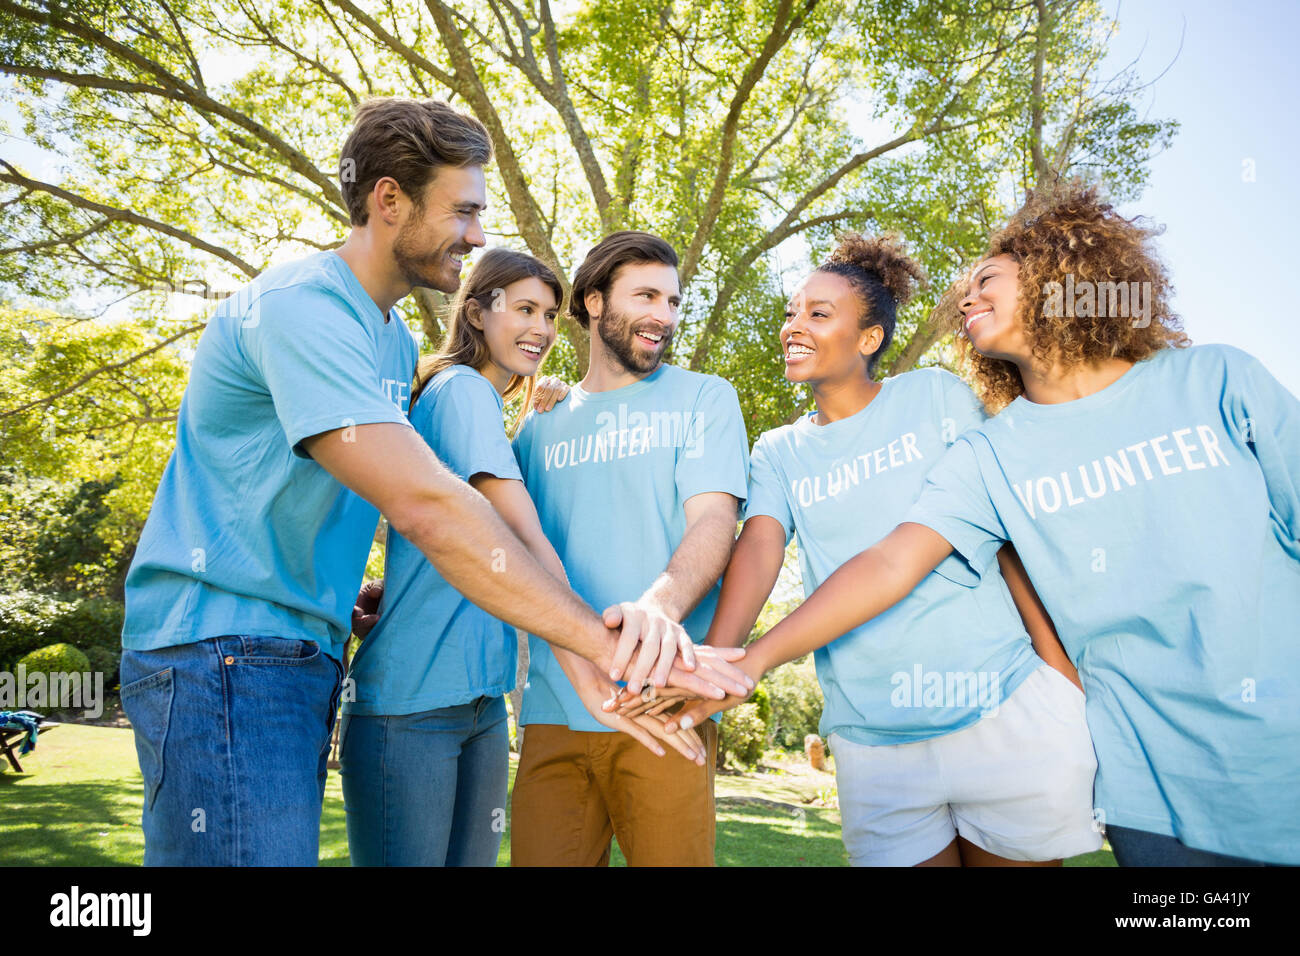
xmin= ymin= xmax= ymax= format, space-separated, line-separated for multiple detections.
xmin=120 ymin=667 xmax=174 ymax=811
xmin=228 ymin=635 xmax=323 ymax=666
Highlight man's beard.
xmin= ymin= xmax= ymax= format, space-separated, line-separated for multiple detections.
xmin=392 ymin=213 xmax=462 ymax=293
xmin=595 ymin=304 xmax=672 ymax=374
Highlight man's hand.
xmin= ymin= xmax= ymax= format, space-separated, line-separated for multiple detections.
xmin=563 ymin=655 xmax=708 ymax=765
xmin=352 ymin=579 xmax=385 ymax=640
xmin=604 ymin=601 xmax=754 ymax=699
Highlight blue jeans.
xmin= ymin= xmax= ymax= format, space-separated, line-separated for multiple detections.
xmin=339 ymin=695 xmax=509 ymax=866
xmin=1107 ymin=824 xmax=1275 ymax=867
xmin=120 ymin=635 xmax=343 ymax=866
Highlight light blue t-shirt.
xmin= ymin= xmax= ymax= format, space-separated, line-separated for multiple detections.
xmin=746 ymin=368 xmax=1041 ymax=746
xmin=122 ymin=251 xmax=419 ymax=660
xmin=906 ymin=344 xmax=1300 ymax=864
xmin=344 ymin=365 xmax=521 ymax=716
xmin=512 ymin=363 xmax=750 ymax=732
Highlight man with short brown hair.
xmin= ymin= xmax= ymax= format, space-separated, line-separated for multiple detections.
xmin=510 ymin=230 xmax=751 ymax=866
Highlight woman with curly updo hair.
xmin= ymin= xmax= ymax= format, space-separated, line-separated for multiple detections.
xmin=672 ymin=183 xmax=1300 ymax=867
xmin=639 ymin=232 xmax=1102 ymax=867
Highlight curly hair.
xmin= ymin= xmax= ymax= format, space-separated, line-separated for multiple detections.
xmin=819 ymin=232 xmax=927 ymax=376
xmin=939 ymin=180 xmax=1189 ymax=411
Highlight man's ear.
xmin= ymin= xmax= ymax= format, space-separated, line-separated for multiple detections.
xmin=370 ymin=176 xmax=404 ymax=228
xmin=584 ymin=289 xmax=604 ymax=324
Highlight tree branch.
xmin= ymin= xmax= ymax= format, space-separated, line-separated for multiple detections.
xmin=1 ymin=323 xmax=205 ymax=420
xmin=0 ymin=0 xmax=345 ymax=209
xmin=0 ymin=160 xmax=259 ymax=277
xmin=678 ymin=0 xmax=819 ymax=287
xmin=423 ymin=0 xmax=588 ymax=367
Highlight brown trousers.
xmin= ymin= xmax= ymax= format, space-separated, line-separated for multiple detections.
xmin=510 ymin=721 xmax=718 ymax=866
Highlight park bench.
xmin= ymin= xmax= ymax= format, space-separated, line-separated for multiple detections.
xmin=0 ymin=713 xmax=59 ymax=773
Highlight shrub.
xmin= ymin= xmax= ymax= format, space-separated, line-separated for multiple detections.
xmin=0 ymin=591 xmax=124 ymax=671
xmin=84 ymin=645 xmax=122 ymax=689
xmin=44 ymin=597 xmax=124 ymax=652
xmin=765 ymin=656 xmax=824 ymax=750
xmin=748 ymin=682 xmax=772 ymax=728
xmin=0 ymin=591 xmax=68 ymax=670
xmin=718 ymin=702 xmax=767 ymax=770
xmin=16 ymin=642 xmax=92 ymax=676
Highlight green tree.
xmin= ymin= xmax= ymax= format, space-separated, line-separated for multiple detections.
xmin=1 ymin=0 xmax=1175 ymax=447
xmin=0 ymin=303 xmax=188 ymax=592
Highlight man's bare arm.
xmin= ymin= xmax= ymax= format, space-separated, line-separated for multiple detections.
xmin=607 ymin=491 xmax=750 ymax=692
xmin=303 ymin=422 xmax=615 ymax=671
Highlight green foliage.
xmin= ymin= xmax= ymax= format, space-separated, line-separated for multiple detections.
xmin=748 ymin=681 xmax=772 ymax=728
xmin=0 ymin=0 xmax=1178 ymax=632
xmin=0 ymin=591 xmax=54 ymax=670
xmin=83 ymin=645 xmax=122 ymax=689
xmin=764 ymin=656 xmax=824 ymax=750
xmin=718 ymin=702 xmax=768 ymax=770
xmin=0 ymin=305 xmax=187 ymax=592
xmin=0 ymin=471 xmax=132 ymax=597
xmin=0 ymin=591 xmax=125 ymax=672
xmin=16 ymin=642 xmax=92 ymax=676
xmin=40 ymin=597 xmax=125 ymax=654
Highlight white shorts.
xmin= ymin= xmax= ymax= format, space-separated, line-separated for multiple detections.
xmin=831 ymin=663 xmax=1102 ymax=866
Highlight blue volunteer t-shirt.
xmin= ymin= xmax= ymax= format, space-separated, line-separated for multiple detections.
xmin=905 ymin=344 xmax=1300 ymax=864
xmin=122 ymin=251 xmax=419 ymax=661
xmin=513 ymin=363 xmax=750 ymax=732
xmin=344 ymin=365 xmax=520 ymax=716
xmin=746 ymin=368 xmax=1041 ymax=746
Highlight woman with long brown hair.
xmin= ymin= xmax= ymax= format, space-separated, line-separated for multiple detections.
xmin=339 ymin=248 xmax=705 ymax=866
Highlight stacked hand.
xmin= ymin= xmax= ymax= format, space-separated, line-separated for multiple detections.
xmin=347 ymin=582 xmax=759 ymax=760
xmin=563 ymin=659 xmax=711 ymax=765
xmin=602 ymin=650 xmax=764 ymax=735
xmin=601 ymin=600 xmax=753 ymax=699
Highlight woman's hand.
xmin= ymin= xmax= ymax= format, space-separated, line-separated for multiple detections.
xmin=532 ymin=375 xmax=570 ymax=412
xmin=661 ymin=653 xmax=766 ymax=733
xmin=351 ymin=579 xmax=384 ymax=639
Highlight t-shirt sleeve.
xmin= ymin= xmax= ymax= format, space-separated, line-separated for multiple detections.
xmin=675 ymin=378 xmax=750 ymax=505
xmin=1226 ymin=350 xmax=1300 ymax=556
xmin=904 ymin=435 xmax=1008 ymax=579
xmin=239 ymin=287 xmax=412 ymax=457
xmin=511 ymin=410 xmax=535 ymax=483
xmin=742 ymin=434 xmax=794 ymax=542
xmin=938 ymin=370 xmax=989 ymax=442
xmin=420 ymin=373 xmax=522 ymax=483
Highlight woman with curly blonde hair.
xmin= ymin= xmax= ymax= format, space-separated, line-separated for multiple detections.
xmin=669 ymin=184 xmax=1300 ymax=867
xmin=621 ymin=232 xmax=1102 ymax=867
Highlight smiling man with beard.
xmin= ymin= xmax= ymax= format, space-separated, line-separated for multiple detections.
xmin=118 ymin=103 xmax=721 ymax=866
xmin=510 ymin=231 xmax=752 ymax=866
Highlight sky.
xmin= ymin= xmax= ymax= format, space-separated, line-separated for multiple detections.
xmin=1 ymin=1 xmax=1296 ymax=396
xmin=1100 ymin=0 xmax=1299 ymax=397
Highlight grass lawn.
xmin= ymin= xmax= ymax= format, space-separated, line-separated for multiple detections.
xmin=1 ymin=724 xmax=1114 ymax=867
